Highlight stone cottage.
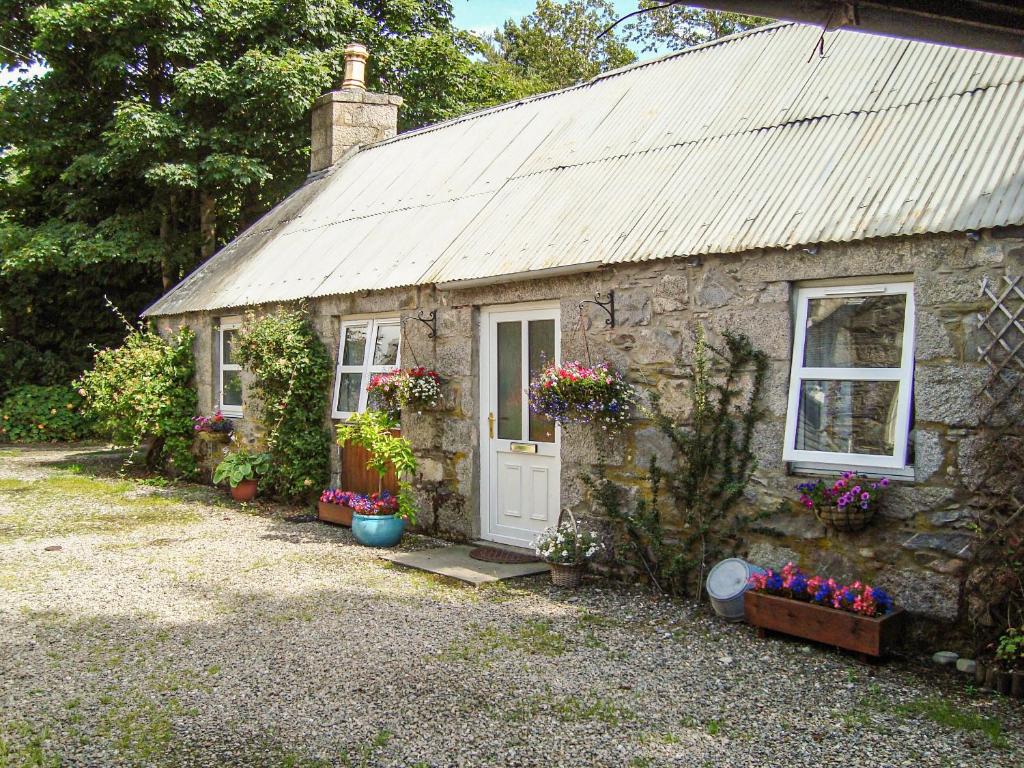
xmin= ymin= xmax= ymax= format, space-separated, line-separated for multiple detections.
xmin=144 ymin=24 xmax=1024 ymax=630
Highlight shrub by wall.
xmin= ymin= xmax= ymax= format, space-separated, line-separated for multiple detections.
xmin=0 ymin=385 xmax=93 ymax=442
xmin=78 ymin=325 xmax=197 ymax=475
xmin=235 ymin=309 xmax=330 ymax=500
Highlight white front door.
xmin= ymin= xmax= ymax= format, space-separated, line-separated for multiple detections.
xmin=480 ymin=305 xmax=561 ymax=548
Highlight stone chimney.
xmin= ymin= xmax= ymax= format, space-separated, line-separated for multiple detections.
xmin=309 ymin=43 xmax=403 ymax=173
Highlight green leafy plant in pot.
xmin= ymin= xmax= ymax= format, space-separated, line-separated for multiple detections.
xmin=336 ymin=411 xmax=418 ymax=547
xmin=995 ymin=627 xmax=1024 ymax=698
xmin=213 ymin=448 xmax=271 ymax=502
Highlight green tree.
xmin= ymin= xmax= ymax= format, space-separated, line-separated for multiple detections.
xmin=625 ymin=2 xmax=771 ymax=52
xmin=0 ymin=0 xmax=523 ymax=397
xmin=491 ymin=0 xmax=637 ymax=92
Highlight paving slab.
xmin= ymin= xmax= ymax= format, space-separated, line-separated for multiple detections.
xmin=380 ymin=545 xmax=548 ymax=585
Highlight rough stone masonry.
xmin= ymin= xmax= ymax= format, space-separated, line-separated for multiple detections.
xmin=155 ymin=226 xmax=1024 ymax=643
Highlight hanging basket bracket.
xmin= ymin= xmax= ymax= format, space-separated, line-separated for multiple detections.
xmin=579 ymin=290 xmax=615 ymax=328
xmin=405 ymin=309 xmax=437 ymax=339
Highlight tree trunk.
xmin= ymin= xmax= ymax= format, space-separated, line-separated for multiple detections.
xmin=159 ymin=206 xmax=173 ymax=291
xmin=199 ymin=190 xmax=217 ymax=259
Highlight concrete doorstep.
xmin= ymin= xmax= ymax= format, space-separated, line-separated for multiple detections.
xmin=380 ymin=545 xmax=549 ymax=586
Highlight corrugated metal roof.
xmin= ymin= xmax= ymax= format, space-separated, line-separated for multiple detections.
xmin=144 ymin=22 xmax=1024 ymax=316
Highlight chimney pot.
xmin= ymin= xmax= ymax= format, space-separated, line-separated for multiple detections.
xmin=309 ymin=44 xmax=403 ymax=173
xmin=342 ymin=42 xmax=369 ymax=91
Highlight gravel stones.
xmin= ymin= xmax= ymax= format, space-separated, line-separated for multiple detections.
xmin=1 ymin=446 xmax=1023 ymax=767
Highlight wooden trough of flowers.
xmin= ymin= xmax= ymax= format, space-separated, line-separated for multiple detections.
xmin=745 ymin=592 xmax=904 ymax=658
xmin=744 ymin=563 xmax=903 ymax=658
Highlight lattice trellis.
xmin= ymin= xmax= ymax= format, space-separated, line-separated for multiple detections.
xmin=977 ymin=275 xmax=1024 ymax=414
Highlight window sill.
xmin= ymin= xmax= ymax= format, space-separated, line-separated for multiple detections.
xmin=788 ymin=461 xmax=914 ymax=481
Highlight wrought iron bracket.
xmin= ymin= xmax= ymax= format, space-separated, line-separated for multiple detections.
xmin=579 ymin=290 xmax=615 ymax=328
xmin=406 ymin=309 xmax=438 ymax=339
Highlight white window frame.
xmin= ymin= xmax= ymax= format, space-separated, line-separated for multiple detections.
xmin=783 ymin=281 xmax=916 ymax=471
xmin=217 ymin=318 xmax=243 ymax=418
xmin=331 ymin=317 xmax=401 ymax=419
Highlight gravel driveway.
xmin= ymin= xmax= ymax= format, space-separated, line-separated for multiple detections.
xmin=1 ymin=444 xmax=1021 ymax=768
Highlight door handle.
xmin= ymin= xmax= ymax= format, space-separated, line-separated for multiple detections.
xmin=488 ymin=412 xmax=495 ymax=439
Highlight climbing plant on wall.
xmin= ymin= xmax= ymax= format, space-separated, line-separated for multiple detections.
xmin=234 ymin=308 xmax=330 ymax=500
xmin=586 ymin=327 xmax=768 ymax=596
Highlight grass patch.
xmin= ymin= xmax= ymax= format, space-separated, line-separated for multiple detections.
xmin=477 ymin=580 xmax=534 ymax=603
xmin=842 ymin=686 xmax=1006 ymax=749
xmin=552 ymin=695 xmax=635 ymax=725
xmin=0 ymin=557 xmax=85 ymax=592
xmin=0 ymin=473 xmax=200 ymax=543
xmin=0 ymin=449 xmax=21 ymax=458
xmin=443 ymin=619 xmax=566 ymax=662
xmin=507 ymin=692 xmax=635 ymax=725
xmin=0 ymin=722 xmax=62 ymax=767
xmin=337 ymin=730 xmax=393 ymax=768
xmin=894 ymin=698 xmax=1006 ymax=748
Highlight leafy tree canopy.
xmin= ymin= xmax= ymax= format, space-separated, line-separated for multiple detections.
xmin=624 ymin=2 xmax=771 ymax=52
xmin=488 ymin=0 xmax=636 ymax=92
xmin=0 ymin=0 xmax=528 ymax=397
xmin=0 ymin=0 xmax=771 ymax=400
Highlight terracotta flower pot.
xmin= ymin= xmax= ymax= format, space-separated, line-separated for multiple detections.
xmin=317 ymin=501 xmax=353 ymax=527
xmin=230 ymin=479 xmax=258 ymax=502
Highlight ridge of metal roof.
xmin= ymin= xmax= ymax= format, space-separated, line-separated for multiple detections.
xmin=356 ymin=22 xmax=794 ymax=154
xmin=145 ymin=22 xmax=1024 ymax=317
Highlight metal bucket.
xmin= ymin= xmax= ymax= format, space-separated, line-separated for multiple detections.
xmin=706 ymin=558 xmax=765 ymax=621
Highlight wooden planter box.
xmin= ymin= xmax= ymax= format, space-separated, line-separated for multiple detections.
xmin=318 ymin=501 xmax=353 ymax=527
xmin=744 ymin=591 xmax=904 ymax=658
xmin=340 ymin=430 xmax=400 ymax=496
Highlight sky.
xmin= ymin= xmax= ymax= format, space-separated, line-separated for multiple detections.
xmin=454 ymin=1 xmax=638 ymax=37
xmin=454 ymin=1 xmax=663 ymax=58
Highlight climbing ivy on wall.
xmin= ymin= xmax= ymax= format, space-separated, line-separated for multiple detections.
xmin=234 ymin=308 xmax=330 ymax=500
xmin=586 ymin=327 xmax=768 ymax=596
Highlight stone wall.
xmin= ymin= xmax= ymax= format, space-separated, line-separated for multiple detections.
xmin=153 ymin=226 xmax=1024 ymax=644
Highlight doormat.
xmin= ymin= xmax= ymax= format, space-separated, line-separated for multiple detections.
xmin=469 ymin=546 xmax=541 ymax=565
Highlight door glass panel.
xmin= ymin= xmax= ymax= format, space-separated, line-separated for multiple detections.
xmin=496 ymin=321 xmax=522 ymax=440
xmin=222 ymin=370 xmax=243 ymax=407
xmin=335 ymin=372 xmax=363 ymax=413
xmin=372 ymin=324 xmax=400 ymax=366
xmin=341 ymin=326 xmax=367 ymax=366
xmin=528 ymin=319 xmax=556 ymax=442
xmin=803 ymin=295 xmax=906 ymax=368
xmin=796 ymin=380 xmax=899 ymax=456
xmin=222 ymin=329 xmax=236 ymax=365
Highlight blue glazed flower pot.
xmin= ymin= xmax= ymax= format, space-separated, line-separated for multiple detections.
xmin=351 ymin=513 xmax=405 ymax=548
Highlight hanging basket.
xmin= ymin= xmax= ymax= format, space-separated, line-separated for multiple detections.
xmin=814 ymin=503 xmax=875 ymax=532
xmin=546 ymin=508 xmax=587 ymax=588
